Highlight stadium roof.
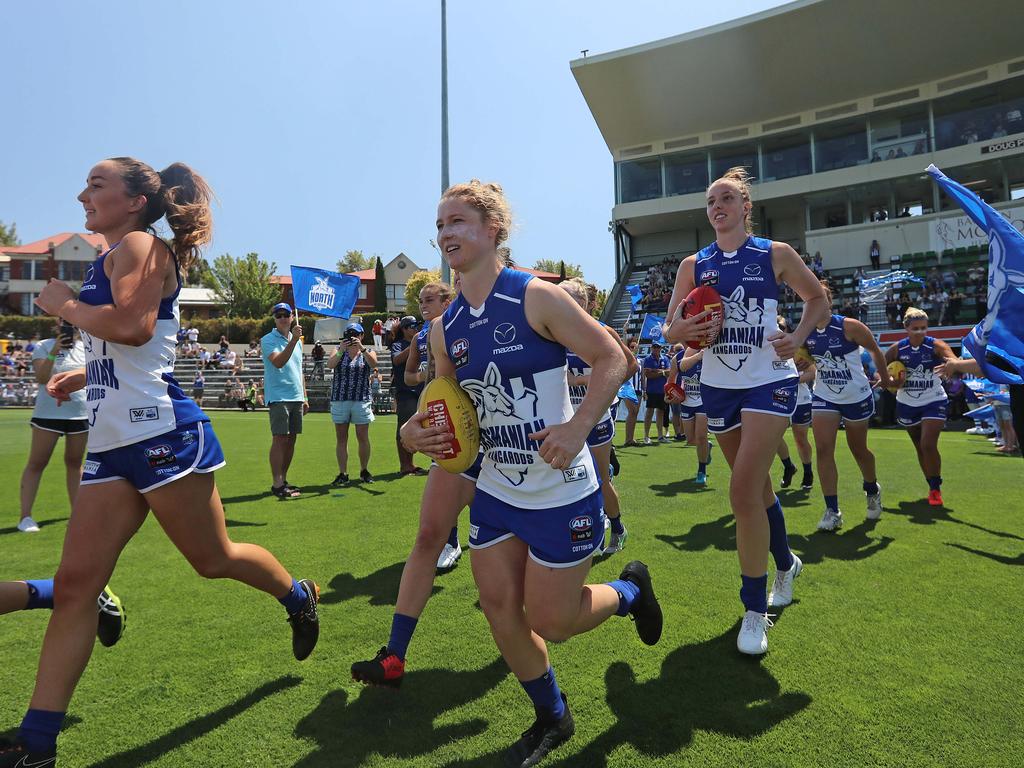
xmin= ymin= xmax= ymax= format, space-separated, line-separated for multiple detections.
xmin=571 ymin=0 xmax=1023 ymax=153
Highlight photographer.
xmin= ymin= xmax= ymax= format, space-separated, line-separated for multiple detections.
xmin=327 ymin=322 xmax=377 ymax=485
xmin=17 ymin=321 xmax=88 ymax=533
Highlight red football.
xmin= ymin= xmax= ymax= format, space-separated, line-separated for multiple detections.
xmin=682 ymin=285 xmax=723 ymax=350
xmin=664 ymin=382 xmax=685 ymax=403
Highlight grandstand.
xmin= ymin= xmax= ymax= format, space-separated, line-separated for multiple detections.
xmin=573 ymin=0 xmax=1024 ymax=347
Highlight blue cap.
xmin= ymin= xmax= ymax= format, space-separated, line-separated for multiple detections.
xmin=346 ymin=322 xmax=364 ymax=334
xmin=272 ymin=302 xmax=292 ymax=315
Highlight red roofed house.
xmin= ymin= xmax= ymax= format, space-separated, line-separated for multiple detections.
xmin=1 ymin=232 xmax=108 ymax=315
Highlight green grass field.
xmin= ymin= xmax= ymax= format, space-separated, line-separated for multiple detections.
xmin=1 ymin=409 xmax=1022 ymax=767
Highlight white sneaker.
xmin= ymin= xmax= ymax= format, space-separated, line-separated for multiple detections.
xmin=768 ymin=555 xmax=802 ymax=608
xmin=17 ymin=517 xmax=40 ymax=533
xmin=436 ymin=542 xmax=462 ymax=571
xmin=606 ymin=525 xmax=628 ymax=554
xmin=816 ymin=508 xmax=843 ymax=532
xmin=866 ymin=484 xmax=883 ymax=520
xmin=737 ymin=610 xmax=773 ymax=655
xmin=643 ymin=437 xmax=652 ymax=445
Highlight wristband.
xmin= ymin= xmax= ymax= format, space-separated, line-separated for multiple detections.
xmin=47 ymin=353 xmax=58 ymax=362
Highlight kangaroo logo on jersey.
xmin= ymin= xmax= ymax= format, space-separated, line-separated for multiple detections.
xmin=461 ymin=361 xmax=543 ymax=487
xmin=902 ymin=364 xmax=932 ymax=399
xmin=712 ymin=286 xmax=766 ymax=371
xmin=813 ymin=350 xmax=853 ymax=395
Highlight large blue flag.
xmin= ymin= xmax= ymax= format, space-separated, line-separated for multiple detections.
xmin=290 ymin=266 xmax=361 ymax=319
xmin=625 ymin=284 xmax=644 ymax=310
xmin=927 ymin=164 xmax=1024 ymax=385
xmin=640 ymin=313 xmax=665 ymax=343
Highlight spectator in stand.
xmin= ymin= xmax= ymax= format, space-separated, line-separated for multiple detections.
xmin=391 ymin=316 xmax=425 ymax=475
xmin=898 ymin=206 xmax=912 ymax=218
xmin=219 ymin=347 xmax=239 ymax=374
xmin=186 ymin=324 xmax=199 ymax=347
xmin=176 ymin=324 xmax=188 ymax=348
xmin=218 ymin=335 xmax=229 ymax=353
xmin=947 ymin=288 xmax=964 ymax=325
xmin=237 ymin=379 xmax=257 ymax=412
xmin=16 ymin=323 xmax=88 ymax=533
xmin=369 ymin=368 xmax=383 ymax=411
xmin=966 ymin=263 xmax=985 ymax=290
xmin=854 ymin=266 xmax=867 ymax=284
xmin=926 ymin=266 xmax=941 ymax=292
xmin=812 ymin=252 xmax=824 ymax=276
xmin=249 ymin=379 xmax=265 ymax=407
xmin=327 ymin=322 xmax=378 ymax=486
xmin=934 ymin=288 xmax=949 ymax=325
xmin=192 ymin=369 xmax=205 ymax=406
xmin=372 ymin=318 xmax=384 ymax=351
xmin=197 ymin=345 xmax=211 ymax=367
xmin=244 ymin=339 xmax=261 ymax=358
xmin=941 ymin=267 xmax=957 ymax=292
xmin=261 ymin=302 xmax=308 ymax=499
xmin=384 ymin=315 xmax=398 ymax=347
xmin=310 ymin=340 xmax=326 ymax=382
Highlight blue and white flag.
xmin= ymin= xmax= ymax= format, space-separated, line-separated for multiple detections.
xmin=928 ymin=164 xmax=1024 ymax=385
xmin=290 ymin=266 xmax=361 ymax=319
xmin=640 ymin=313 xmax=665 ymax=343
xmin=625 ymin=284 xmax=644 ymax=310
xmin=966 ymin=404 xmax=994 ymax=422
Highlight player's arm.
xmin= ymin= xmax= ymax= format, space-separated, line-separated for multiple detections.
xmin=36 ymin=231 xmax=167 ymax=346
xmin=526 ymin=279 xmax=627 ymax=465
xmin=404 ymin=335 xmax=423 ymax=387
xmin=933 ymin=339 xmax=957 ymax=363
xmin=769 ymin=242 xmax=828 ymax=358
xmin=46 ymin=367 xmax=87 ymax=404
xmin=398 ymin=320 xmax=455 ymax=458
xmin=678 ymin=347 xmax=703 ymax=372
xmin=883 ymin=342 xmax=900 ymax=365
xmin=662 ymin=256 xmax=714 ymax=345
xmin=844 ymin=317 xmax=892 ymax=389
xmin=799 ymin=364 xmax=816 ymax=386
xmin=936 ymin=357 xmax=982 ymax=378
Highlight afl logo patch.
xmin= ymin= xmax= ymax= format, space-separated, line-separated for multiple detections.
xmin=569 ymin=514 xmax=594 ymax=542
xmin=701 ymin=269 xmax=719 ymax=286
xmin=493 ymin=323 xmax=516 ymax=345
xmin=743 ymin=263 xmax=762 ymax=277
xmin=450 ymin=338 xmax=469 ymax=369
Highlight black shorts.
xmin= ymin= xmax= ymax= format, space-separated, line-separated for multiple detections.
xmin=31 ymin=417 xmax=89 ymax=436
xmin=646 ymin=392 xmax=666 ymax=411
xmin=396 ymin=393 xmax=419 ymax=438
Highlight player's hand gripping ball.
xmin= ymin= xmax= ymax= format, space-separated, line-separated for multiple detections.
xmin=682 ymin=285 xmax=724 ymax=351
xmin=794 ymin=346 xmax=815 ymax=369
xmin=418 ymin=376 xmax=480 ymax=473
xmin=664 ymin=382 xmax=685 ymax=404
xmin=886 ymin=360 xmax=906 ymax=393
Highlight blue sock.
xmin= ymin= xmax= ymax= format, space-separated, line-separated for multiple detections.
xmin=278 ymin=579 xmax=308 ymax=615
xmin=803 ymin=462 xmax=813 ymax=475
xmin=447 ymin=526 xmax=459 ymax=548
xmin=824 ymin=494 xmax=839 ymax=512
xmin=698 ymin=462 xmax=707 ymax=474
xmin=927 ymin=476 xmax=942 ymax=492
xmin=610 ymin=515 xmax=624 ymax=535
xmin=739 ymin=574 xmax=768 ymax=614
xmin=388 ymin=613 xmax=418 ymax=661
xmin=24 ymin=579 xmax=54 ymax=610
xmin=766 ymin=497 xmax=794 ymax=572
xmin=863 ymin=480 xmax=879 ymax=495
xmin=607 ymin=579 xmax=639 ymax=616
xmin=19 ymin=708 xmax=65 ymax=753
xmin=781 ymin=457 xmax=795 ymax=471
xmin=520 ymin=667 xmax=565 ymax=720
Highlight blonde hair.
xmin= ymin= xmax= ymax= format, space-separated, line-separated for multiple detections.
xmin=419 ymin=280 xmax=454 ymax=303
xmin=560 ymin=277 xmax=589 ymax=311
xmin=819 ymin=279 xmax=833 ymax=307
xmin=903 ymin=307 xmax=928 ymax=325
xmin=440 ymin=179 xmax=512 ymax=251
xmin=709 ymin=166 xmax=755 ymax=234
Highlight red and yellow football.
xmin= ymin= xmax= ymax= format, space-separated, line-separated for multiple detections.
xmin=682 ymin=285 xmax=723 ymax=350
xmin=886 ymin=360 xmax=906 ymax=393
xmin=418 ymin=376 xmax=480 ymax=474
xmin=664 ymin=382 xmax=685 ymax=403
xmin=794 ymin=346 xmax=815 ymax=368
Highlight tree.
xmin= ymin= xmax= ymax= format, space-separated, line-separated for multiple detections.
xmin=207 ymin=252 xmax=281 ymax=318
xmin=404 ymin=270 xmax=441 ymax=317
xmin=337 ymin=249 xmax=374 ymax=274
xmin=593 ymin=288 xmax=608 ymax=319
xmin=534 ymin=258 xmax=583 ymax=279
xmin=186 ymin=256 xmax=214 ymax=287
xmin=374 ymin=256 xmax=387 ymax=312
xmin=0 ymin=220 xmax=19 ymax=247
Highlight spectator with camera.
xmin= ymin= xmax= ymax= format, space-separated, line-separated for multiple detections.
xmin=261 ymin=302 xmax=308 ymax=499
xmin=311 ymin=341 xmax=327 ymax=381
xmin=327 ymin=322 xmax=378 ymax=486
xmin=391 ymin=316 xmax=425 ymax=475
xmin=17 ymin=321 xmax=88 ymax=533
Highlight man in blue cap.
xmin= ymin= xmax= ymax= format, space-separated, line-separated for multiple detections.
xmin=262 ymin=302 xmax=308 ymax=498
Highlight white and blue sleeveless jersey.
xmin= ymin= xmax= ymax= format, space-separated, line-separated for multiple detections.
xmin=694 ymin=236 xmax=796 ymax=388
xmin=566 ymin=351 xmax=589 ymax=411
xmin=896 ymin=336 xmax=947 ymax=406
xmin=78 ymin=244 xmax=207 ymax=451
xmin=442 ymin=268 xmax=598 ymax=509
xmin=676 ymin=352 xmax=703 ymax=407
xmin=805 ymin=314 xmax=872 ymax=404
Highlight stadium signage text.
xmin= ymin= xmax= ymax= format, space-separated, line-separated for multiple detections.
xmin=981 ymin=137 xmax=1024 ymax=155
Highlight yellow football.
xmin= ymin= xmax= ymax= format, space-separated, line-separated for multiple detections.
xmin=794 ymin=346 xmax=815 ymax=368
xmin=419 ymin=375 xmax=481 ymax=474
xmin=886 ymin=360 xmax=906 ymax=392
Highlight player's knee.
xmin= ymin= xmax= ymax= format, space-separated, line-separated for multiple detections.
xmin=413 ymin=519 xmax=448 ymax=552
xmin=53 ymin=564 xmax=100 ymax=608
xmin=24 ymin=457 xmax=49 ymax=474
xmin=190 ymin=552 xmax=232 ymax=580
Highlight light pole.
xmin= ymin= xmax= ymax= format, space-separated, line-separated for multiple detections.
xmin=440 ymin=0 xmax=451 ymax=283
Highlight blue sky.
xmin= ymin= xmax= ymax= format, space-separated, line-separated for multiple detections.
xmin=1 ymin=0 xmax=781 ymax=289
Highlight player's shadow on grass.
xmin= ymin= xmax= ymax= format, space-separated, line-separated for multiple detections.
xmin=86 ymin=676 xmax=301 ymax=768
xmin=320 ymin=561 xmax=441 ymax=607
xmin=649 ymin=478 xmax=715 ymax=497
xmin=945 ymin=542 xmax=1024 ymax=566
xmin=539 ymin=622 xmax=810 ymax=768
xmin=293 ymin=657 xmax=507 ymax=768
xmin=776 ymin=488 xmax=813 ymax=508
xmin=656 ymin=514 xmax=735 ymax=554
xmin=886 ymin=500 xmax=1024 ymax=541
xmin=788 ymin=519 xmax=895 ymax=565
xmin=0 ymin=517 xmax=68 ymax=536
xmin=224 ymin=518 xmax=267 ymax=528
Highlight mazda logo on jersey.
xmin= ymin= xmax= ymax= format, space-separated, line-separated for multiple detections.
xmin=493 ymin=323 xmax=516 ymax=345
xmin=743 ymin=264 xmax=762 ymax=277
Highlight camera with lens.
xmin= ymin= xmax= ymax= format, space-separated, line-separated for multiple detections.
xmin=59 ymin=320 xmax=75 ymax=349
xmin=343 ymin=328 xmax=362 ymax=344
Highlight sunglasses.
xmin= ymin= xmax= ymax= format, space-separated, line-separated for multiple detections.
xmin=274 ymin=313 xmax=292 ymax=319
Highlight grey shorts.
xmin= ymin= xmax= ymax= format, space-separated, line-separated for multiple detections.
xmin=269 ymin=401 xmax=304 ymax=436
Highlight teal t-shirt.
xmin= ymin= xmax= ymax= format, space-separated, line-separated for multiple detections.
xmin=261 ymin=329 xmax=304 ymax=404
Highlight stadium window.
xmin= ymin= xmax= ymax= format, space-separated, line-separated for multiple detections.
xmin=869 ymin=105 xmax=929 ymax=160
xmin=814 ymin=119 xmax=869 ymax=172
xmin=618 ymin=159 xmax=663 ymax=203
xmin=1011 ymin=185 xmax=1024 ymax=201
xmin=710 ymin=144 xmax=757 ymax=180
xmin=933 ymin=76 xmax=1024 ymax=150
xmin=761 ymin=133 xmax=811 ymax=181
xmin=358 ymin=284 xmax=367 ymax=300
xmin=664 ymin=152 xmax=709 ymax=196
